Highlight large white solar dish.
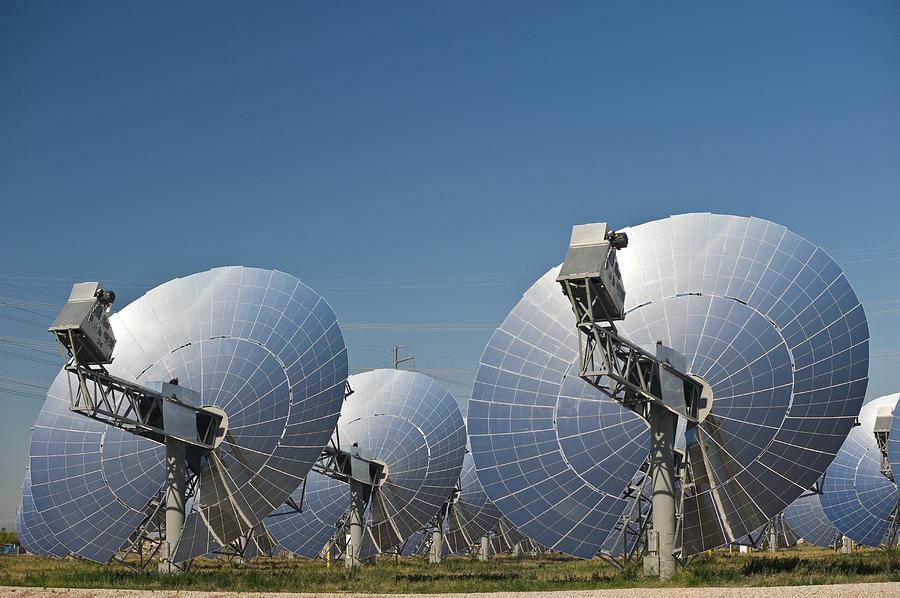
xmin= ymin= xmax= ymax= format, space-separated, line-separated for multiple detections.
xmin=25 ymin=267 xmax=348 ymax=563
xmin=617 ymin=214 xmax=869 ymax=553
xmin=820 ymin=395 xmax=899 ymax=547
xmin=470 ymin=213 xmax=868 ymax=557
xmin=267 ymin=369 xmax=466 ymax=560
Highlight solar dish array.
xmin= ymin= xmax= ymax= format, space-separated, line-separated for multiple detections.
xmin=470 ymin=213 xmax=869 ymax=557
xmin=20 ymin=267 xmax=348 ymax=562
xmin=17 ymin=213 xmax=878 ymax=562
xmin=820 ymin=396 xmax=899 ymax=547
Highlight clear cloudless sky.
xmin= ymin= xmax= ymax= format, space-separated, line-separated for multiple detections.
xmin=0 ymin=1 xmax=898 ymax=529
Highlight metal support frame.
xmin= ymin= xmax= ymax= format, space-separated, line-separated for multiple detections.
xmin=62 ymin=341 xmax=222 ymax=449
xmin=392 ymin=345 xmax=415 ymax=370
xmin=112 ymin=469 xmax=202 ymax=572
xmin=884 ymin=498 xmax=900 ymax=547
xmin=604 ymin=462 xmax=652 ymax=565
xmin=557 ymin=224 xmax=703 ymax=581
xmin=304 ymin=429 xmax=385 ymax=567
xmin=842 ymin=535 xmax=852 ymax=554
xmin=555 ymin=289 xmax=700 ymax=421
xmin=874 ymin=431 xmax=895 ymax=482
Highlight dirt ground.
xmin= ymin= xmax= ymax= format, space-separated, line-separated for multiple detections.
xmin=1 ymin=582 xmax=898 ymax=598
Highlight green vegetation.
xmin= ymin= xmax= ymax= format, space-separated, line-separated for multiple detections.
xmin=0 ymin=530 xmax=17 ymax=545
xmin=0 ymin=546 xmax=897 ymax=593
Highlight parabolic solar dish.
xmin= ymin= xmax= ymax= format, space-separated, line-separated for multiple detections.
xmin=820 ymin=395 xmax=899 ymax=547
xmin=27 ymin=266 xmax=348 ymax=562
xmin=342 ymin=369 xmax=466 ymax=557
xmin=445 ymin=452 xmax=503 ymax=554
xmin=470 ymin=213 xmax=869 ymax=557
xmin=267 ymin=369 xmax=466 ymax=559
xmin=782 ymin=483 xmax=840 ymax=548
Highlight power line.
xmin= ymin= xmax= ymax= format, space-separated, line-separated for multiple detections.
xmin=0 ymin=296 xmax=60 ymax=311
xmin=342 ymin=323 xmax=496 ymax=332
xmin=0 ymin=348 xmax=61 ymax=366
xmin=0 ymin=313 xmax=51 ymax=328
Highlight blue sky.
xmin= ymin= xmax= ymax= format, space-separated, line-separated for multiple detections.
xmin=1 ymin=1 xmax=898 ymax=529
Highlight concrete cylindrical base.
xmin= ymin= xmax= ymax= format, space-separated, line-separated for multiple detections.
xmin=478 ymin=536 xmax=489 ymax=561
xmin=159 ymin=438 xmax=186 ymax=574
xmin=429 ymin=527 xmax=443 ymax=563
xmin=646 ymin=403 xmax=676 ymax=581
xmin=346 ymin=480 xmax=366 ymax=568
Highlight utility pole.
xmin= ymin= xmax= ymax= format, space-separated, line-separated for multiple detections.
xmin=392 ymin=345 xmax=414 ymax=370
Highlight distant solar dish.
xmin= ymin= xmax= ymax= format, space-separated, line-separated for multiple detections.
xmin=820 ymin=395 xmax=899 ymax=547
xmin=470 ymin=213 xmax=869 ymax=557
xmin=399 ymin=451 xmax=504 ymax=559
xmin=490 ymin=515 xmax=539 ymax=555
xmin=266 ymin=469 xmax=346 ymax=558
xmin=26 ymin=267 xmax=348 ymax=564
xmin=267 ymin=369 xmax=466 ymax=561
xmin=234 ymin=525 xmax=278 ymax=561
xmin=782 ymin=482 xmax=841 ymax=548
xmin=445 ymin=452 xmax=502 ymax=555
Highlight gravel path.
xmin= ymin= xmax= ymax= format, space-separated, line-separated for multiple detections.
xmin=1 ymin=583 xmax=898 ymax=598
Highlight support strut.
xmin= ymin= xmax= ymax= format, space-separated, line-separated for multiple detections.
xmin=645 ymin=403 xmax=677 ymax=580
xmin=346 ymin=479 xmax=366 ymax=567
